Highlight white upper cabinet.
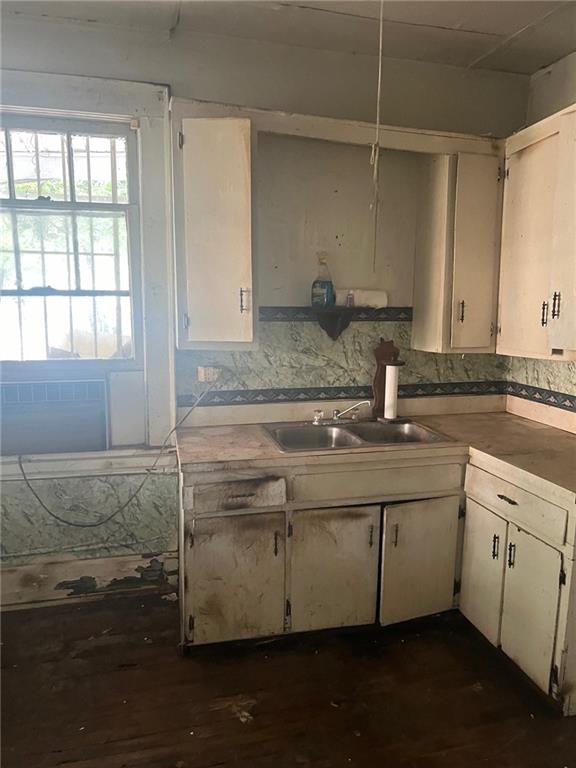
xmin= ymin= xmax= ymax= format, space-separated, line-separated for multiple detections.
xmin=411 ymin=152 xmax=501 ymax=354
xmin=173 ymin=110 xmax=254 ymax=348
xmin=498 ymin=105 xmax=576 ymax=359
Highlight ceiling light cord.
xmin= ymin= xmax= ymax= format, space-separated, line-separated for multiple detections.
xmin=370 ymin=0 xmax=384 ymax=274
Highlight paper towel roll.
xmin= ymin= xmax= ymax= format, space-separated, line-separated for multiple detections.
xmin=335 ymin=289 xmax=388 ymax=308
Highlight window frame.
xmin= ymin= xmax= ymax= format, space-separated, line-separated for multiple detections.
xmin=0 ymin=112 xmax=143 ymax=371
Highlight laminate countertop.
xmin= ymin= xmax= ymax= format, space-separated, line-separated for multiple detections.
xmin=177 ymin=412 xmax=576 ymax=495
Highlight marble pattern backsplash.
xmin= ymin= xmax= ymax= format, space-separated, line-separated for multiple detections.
xmin=176 ymin=321 xmax=508 ymax=397
xmin=1 ymin=473 xmax=178 ymax=565
xmin=506 ymin=357 xmax=576 ymax=396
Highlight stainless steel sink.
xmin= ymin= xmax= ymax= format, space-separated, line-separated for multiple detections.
xmin=263 ymin=420 xmax=448 ymax=452
xmin=265 ymin=424 xmax=364 ymax=452
xmin=345 ymin=421 xmax=445 ymax=445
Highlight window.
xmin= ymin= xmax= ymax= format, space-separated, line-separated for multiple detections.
xmin=0 ymin=117 xmax=138 ymax=361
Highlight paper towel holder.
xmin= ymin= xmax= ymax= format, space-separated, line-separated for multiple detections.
xmin=372 ymin=338 xmax=407 ymax=422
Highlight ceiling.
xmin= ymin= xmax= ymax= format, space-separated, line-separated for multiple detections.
xmin=3 ymin=0 xmax=576 ymax=75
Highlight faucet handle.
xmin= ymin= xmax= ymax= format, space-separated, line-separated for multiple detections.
xmin=312 ymin=409 xmax=324 ymax=425
xmin=332 ymin=409 xmax=341 ymax=420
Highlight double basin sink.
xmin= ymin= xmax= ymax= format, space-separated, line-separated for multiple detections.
xmin=264 ymin=420 xmax=447 ymax=453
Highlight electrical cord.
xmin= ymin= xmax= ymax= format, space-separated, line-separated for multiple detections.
xmin=17 ymin=384 xmax=215 ymax=528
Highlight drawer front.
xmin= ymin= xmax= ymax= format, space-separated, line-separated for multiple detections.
xmin=191 ymin=477 xmax=286 ymax=514
xmin=293 ymin=464 xmax=462 ymax=504
xmin=465 ymin=464 xmax=567 ymax=547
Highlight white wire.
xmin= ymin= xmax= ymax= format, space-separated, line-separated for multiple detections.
xmin=371 ymin=0 xmax=385 ymax=273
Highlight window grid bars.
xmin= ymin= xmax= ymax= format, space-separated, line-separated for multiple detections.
xmin=1 ymin=124 xmax=136 ymax=362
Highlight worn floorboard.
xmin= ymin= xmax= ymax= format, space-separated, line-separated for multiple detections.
xmin=2 ymin=597 xmax=575 ymax=768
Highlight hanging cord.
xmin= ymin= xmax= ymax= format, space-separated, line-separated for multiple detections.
xmin=370 ymin=0 xmax=385 ymax=273
xmin=17 ymin=380 xmax=220 ymax=528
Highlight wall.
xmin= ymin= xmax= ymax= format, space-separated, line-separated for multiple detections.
xmin=528 ymin=52 xmax=576 ymax=124
xmin=1 ymin=14 xmax=529 ymax=137
xmin=256 ymin=135 xmax=423 ymax=306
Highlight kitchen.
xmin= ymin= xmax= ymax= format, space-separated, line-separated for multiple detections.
xmin=1 ymin=2 xmax=576 ymax=766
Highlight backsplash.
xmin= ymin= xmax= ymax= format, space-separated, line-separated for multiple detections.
xmin=176 ymin=319 xmax=507 ymax=404
xmin=507 ymin=357 xmax=576 ymax=396
xmin=176 ymin=315 xmax=575 ymax=410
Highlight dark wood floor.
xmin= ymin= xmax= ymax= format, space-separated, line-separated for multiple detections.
xmin=2 ymin=597 xmax=576 ymax=768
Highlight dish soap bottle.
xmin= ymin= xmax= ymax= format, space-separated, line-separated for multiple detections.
xmin=311 ymin=253 xmax=335 ymax=308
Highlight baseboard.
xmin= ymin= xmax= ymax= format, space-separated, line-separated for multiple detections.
xmin=1 ymin=551 xmax=178 ymax=609
xmin=506 ymin=395 xmax=576 ymax=435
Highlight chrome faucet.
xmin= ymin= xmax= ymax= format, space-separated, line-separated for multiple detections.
xmin=332 ymin=400 xmax=371 ymax=421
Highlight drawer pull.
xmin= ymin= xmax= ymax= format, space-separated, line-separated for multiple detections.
xmin=508 ymin=542 xmax=516 ymax=568
xmin=491 ymin=534 xmax=500 ymax=560
xmin=497 ymin=493 xmax=518 ymax=506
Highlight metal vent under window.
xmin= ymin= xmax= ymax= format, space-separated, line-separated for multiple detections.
xmin=1 ymin=380 xmax=107 ymax=455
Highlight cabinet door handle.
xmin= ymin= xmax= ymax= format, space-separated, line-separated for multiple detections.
xmin=497 ymin=493 xmax=518 ymax=506
xmin=552 ymin=291 xmax=561 ymax=319
xmin=541 ymin=300 xmax=549 ymax=326
xmin=273 ymin=531 xmax=279 ymax=557
xmin=239 ymin=287 xmax=249 ymax=314
xmin=392 ymin=523 xmax=399 ymax=547
xmin=507 ymin=542 xmax=516 ymax=568
xmin=492 ymin=534 xmax=500 ymax=560
xmin=368 ymin=524 xmax=374 ymax=548
xmin=459 ymin=300 xmax=465 ymax=323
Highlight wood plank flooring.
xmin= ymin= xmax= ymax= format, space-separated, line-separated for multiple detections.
xmin=2 ymin=596 xmax=575 ymax=768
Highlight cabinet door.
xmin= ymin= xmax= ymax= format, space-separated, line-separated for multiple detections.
xmin=498 ymin=129 xmax=559 ymax=358
xmin=290 ymin=506 xmax=380 ymax=632
xmin=548 ymin=111 xmax=576 ymax=351
xmin=450 ymin=153 xmax=500 ymax=350
xmin=380 ymin=496 xmax=460 ymax=626
xmin=500 ymin=526 xmax=562 ymax=692
xmin=189 ymin=512 xmax=285 ymax=644
xmin=176 ymin=115 xmax=253 ymax=346
xmin=460 ymin=499 xmax=508 ymax=646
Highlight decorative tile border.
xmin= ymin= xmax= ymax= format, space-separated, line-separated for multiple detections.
xmin=177 ymin=380 xmax=507 ymax=408
xmin=258 ymin=306 xmax=413 ymax=322
xmin=1 ymin=380 xmax=106 ymax=405
xmin=505 ymin=382 xmax=576 ymax=413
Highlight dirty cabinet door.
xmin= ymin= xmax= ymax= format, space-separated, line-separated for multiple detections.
xmin=189 ymin=512 xmax=285 ymax=644
xmin=380 ymin=496 xmax=460 ymax=625
xmin=290 ymin=505 xmax=380 ymax=632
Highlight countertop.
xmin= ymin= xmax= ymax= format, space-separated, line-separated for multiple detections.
xmin=177 ymin=412 xmax=576 ymax=495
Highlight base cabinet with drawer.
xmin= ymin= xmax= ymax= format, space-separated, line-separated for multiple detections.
xmin=462 ymin=458 xmax=575 ymax=712
xmin=460 ymin=499 xmax=563 ymax=692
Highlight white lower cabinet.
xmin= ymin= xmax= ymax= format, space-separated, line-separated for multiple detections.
xmin=500 ymin=526 xmax=562 ymax=693
xmin=460 ymin=497 xmax=564 ymax=693
xmin=290 ymin=505 xmax=380 ymax=632
xmin=460 ymin=499 xmax=508 ymax=646
xmin=189 ymin=511 xmax=286 ymax=645
xmin=380 ymin=496 xmax=460 ymax=626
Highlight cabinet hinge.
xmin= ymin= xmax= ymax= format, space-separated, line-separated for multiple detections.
xmin=453 ymin=579 xmax=461 ymax=596
xmin=285 ymin=598 xmax=292 ymax=617
xmin=560 ymin=568 xmax=567 ymax=586
xmin=287 ymin=521 xmax=293 ymax=538
xmin=178 ymin=131 xmax=184 ymax=149
xmin=458 ymin=504 xmax=466 ymax=519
